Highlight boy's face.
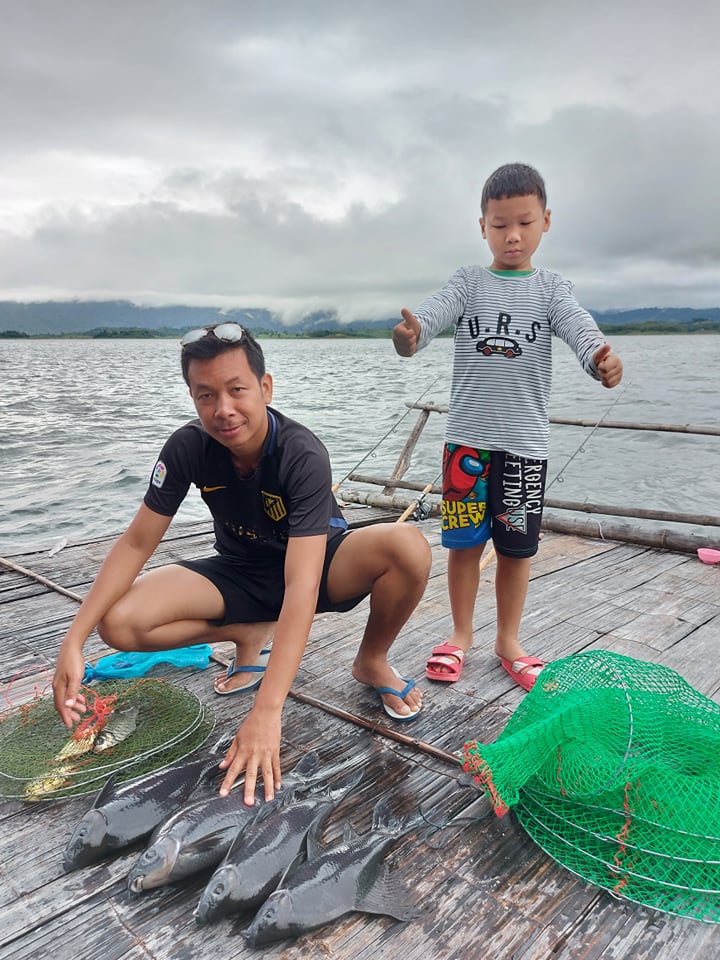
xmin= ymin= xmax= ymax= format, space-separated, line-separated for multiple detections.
xmin=480 ymin=194 xmax=551 ymax=271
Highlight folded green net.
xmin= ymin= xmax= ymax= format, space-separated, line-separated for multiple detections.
xmin=463 ymin=650 xmax=720 ymax=922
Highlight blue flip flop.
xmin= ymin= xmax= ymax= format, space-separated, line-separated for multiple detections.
xmin=213 ymin=648 xmax=271 ymax=696
xmin=374 ymin=666 xmax=422 ymax=722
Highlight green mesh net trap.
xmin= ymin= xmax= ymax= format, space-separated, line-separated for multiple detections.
xmin=463 ymin=650 xmax=720 ymax=922
xmin=0 ymin=676 xmax=215 ymax=801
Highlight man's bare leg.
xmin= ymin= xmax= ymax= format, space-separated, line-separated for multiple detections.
xmin=325 ymin=525 xmax=431 ymax=718
xmin=97 ymin=564 xmax=276 ymax=692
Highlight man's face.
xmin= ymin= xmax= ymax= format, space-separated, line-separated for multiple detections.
xmin=480 ymin=194 xmax=551 ymax=271
xmin=186 ymin=347 xmax=273 ymax=462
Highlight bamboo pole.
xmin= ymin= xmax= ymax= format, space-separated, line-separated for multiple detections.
xmin=0 ymin=556 xmax=84 ymax=602
xmin=287 ymin=688 xmax=461 ymax=768
xmin=351 ymin=472 xmax=442 ymax=494
xmin=382 ymin=408 xmax=431 ymax=495
xmin=403 ymin=401 xmax=720 ymax=437
xmin=339 ymin=487 xmax=441 ymax=515
xmin=541 ymin=512 xmax=711 ymax=553
xmin=347 ymin=475 xmax=720 ymax=529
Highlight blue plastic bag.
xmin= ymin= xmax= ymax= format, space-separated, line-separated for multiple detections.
xmin=82 ymin=645 xmax=212 ymax=683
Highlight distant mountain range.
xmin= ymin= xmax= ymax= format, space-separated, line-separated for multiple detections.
xmin=0 ymin=300 xmax=719 ymax=335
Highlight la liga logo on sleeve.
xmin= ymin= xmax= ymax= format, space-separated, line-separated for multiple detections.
xmin=151 ymin=460 xmax=167 ymax=488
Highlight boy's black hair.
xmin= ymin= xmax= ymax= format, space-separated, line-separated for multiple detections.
xmin=481 ymin=163 xmax=547 ymax=215
xmin=180 ymin=325 xmax=266 ymax=384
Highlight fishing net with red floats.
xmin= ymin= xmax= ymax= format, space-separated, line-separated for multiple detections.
xmin=463 ymin=650 xmax=720 ymax=923
xmin=0 ymin=675 xmax=215 ymax=801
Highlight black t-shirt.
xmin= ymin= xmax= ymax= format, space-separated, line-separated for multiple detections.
xmin=143 ymin=407 xmax=347 ymax=563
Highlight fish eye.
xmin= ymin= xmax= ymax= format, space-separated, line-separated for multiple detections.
xmin=212 ymin=881 xmax=226 ymax=897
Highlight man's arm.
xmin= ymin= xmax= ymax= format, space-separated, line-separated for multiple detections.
xmin=52 ymin=504 xmax=172 ymax=727
xmin=218 ymin=533 xmax=327 ymax=804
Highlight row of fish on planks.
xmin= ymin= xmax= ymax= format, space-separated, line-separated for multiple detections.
xmin=62 ymin=743 xmax=424 ymax=946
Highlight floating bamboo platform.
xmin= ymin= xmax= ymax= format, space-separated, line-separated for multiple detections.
xmin=2 ymin=506 xmax=720 ymax=960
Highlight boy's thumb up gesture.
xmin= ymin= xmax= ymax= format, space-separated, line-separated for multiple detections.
xmin=393 ymin=308 xmax=421 ymax=356
xmin=593 ymin=342 xmax=623 ymax=389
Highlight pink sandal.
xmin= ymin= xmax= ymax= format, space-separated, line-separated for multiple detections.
xmin=426 ymin=643 xmax=466 ymax=682
xmin=500 ymin=655 xmax=545 ymax=692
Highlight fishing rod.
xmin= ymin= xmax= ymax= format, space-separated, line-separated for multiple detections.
xmin=546 ymin=383 xmax=629 ymax=493
xmin=331 ymin=376 xmax=441 ymax=493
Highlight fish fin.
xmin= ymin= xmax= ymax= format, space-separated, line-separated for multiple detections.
xmin=274 ymin=846 xmax=306 ymax=891
xmin=304 ymin=802 xmax=334 ymax=860
xmin=92 ymin=771 xmax=121 ymax=808
xmin=208 ymin=732 xmax=234 ymax=756
xmin=370 ymin=796 xmax=401 ymax=833
xmin=370 ymin=797 xmax=423 ymax=837
xmin=355 ymin=865 xmax=424 ymax=922
xmin=342 ymin=820 xmax=361 ymax=844
xmin=316 ymin=766 xmax=364 ymax=802
xmin=284 ymin=750 xmax=320 ymax=786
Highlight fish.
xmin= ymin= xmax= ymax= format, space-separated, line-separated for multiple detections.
xmin=126 ymin=750 xmax=350 ymax=893
xmin=244 ymin=797 xmax=423 ymax=946
xmin=24 ymin=731 xmax=98 ymax=800
xmin=92 ymin=703 xmax=139 ymax=752
xmin=195 ymin=766 xmax=363 ymax=923
xmin=62 ymin=736 xmax=232 ymax=871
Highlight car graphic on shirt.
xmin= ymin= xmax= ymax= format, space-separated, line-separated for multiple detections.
xmin=476 ymin=336 xmax=523 ymax=358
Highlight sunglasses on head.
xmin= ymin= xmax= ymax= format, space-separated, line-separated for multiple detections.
xmin=180 ymin=322 xmax=245 ymax=347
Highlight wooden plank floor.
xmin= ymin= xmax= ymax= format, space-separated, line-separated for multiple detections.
xmin=2 ymin=511 xmax=720 ymax=960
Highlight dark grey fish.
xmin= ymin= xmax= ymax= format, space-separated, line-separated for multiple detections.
xmin=62 ymin=737 xmax=231 ymax=871
xmin=244 ymin=797 xmax=422 ymax=946
xmin=127 ymin=751 xmax=351 ymax=893
xmin=92 ymin=703 xmax=139 ymax=752
xmin=195 ymin=767 xmax=363 ymax=923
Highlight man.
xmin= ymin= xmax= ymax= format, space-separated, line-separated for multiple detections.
xmin=53 ymin=323 xmax=431 ymax=805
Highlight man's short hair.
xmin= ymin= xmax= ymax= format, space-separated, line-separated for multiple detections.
xmin=180 ymin=324 xmax=266 ymax=384
xmin=481 ymin=163 xmax=547 ymax=215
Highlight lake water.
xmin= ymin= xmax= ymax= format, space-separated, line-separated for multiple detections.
xmin=1 ymin=335 xmax=719 ymax=556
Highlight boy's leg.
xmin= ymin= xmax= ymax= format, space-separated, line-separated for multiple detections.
xmin=487 ymin=451 xmax=546 ymax=690
xmin=324 ymin=524 xmax=431 ymax=718
xmin=493 ymin=553 xmax=535 ymax=661
xmin=446 ymin=542 xmax=486 ymax=648
xmin=97 ymin=563 xmax=275 ymax=693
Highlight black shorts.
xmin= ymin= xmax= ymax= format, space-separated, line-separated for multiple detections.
xmin=177 ymin=530 xmax=366 ymax=626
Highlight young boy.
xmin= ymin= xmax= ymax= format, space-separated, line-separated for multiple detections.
xmin=392 ymin=162 xmax=623 ymax=691
xmin=53 ymin=324 xmax=430 ymax=805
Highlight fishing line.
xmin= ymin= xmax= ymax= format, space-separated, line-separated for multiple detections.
xmin=546 ymin=382 xmax=629 ymax=494
xmin=332 ymin=376 xmax=442 ymax=491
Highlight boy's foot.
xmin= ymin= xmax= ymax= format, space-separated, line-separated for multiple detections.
xmin=500 ymin=655 xmax=545 ymax=692
xmin=426 ymin=643 xmax=466 ymax=682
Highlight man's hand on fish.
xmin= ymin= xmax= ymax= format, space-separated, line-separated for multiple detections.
xmin=218 ymin=706 xmax=282 ymax=805
xmin=52 ymin=644 xmax=89 ymax=727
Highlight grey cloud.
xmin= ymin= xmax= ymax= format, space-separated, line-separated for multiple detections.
xmin=1 ymin=0 xmax=718 ymax=313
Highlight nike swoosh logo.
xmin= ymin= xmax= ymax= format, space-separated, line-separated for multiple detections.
xmin=202 ymin=485 xmax=227 ymax=493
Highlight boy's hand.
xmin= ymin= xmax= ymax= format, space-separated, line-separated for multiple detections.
xmin=593 ymin=343 xmax=623 ymax=388
xmin=392 ymin=309 xmax=421 ymax=356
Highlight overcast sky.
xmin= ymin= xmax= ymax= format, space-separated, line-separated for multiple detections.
xmin=1 ymin=0 xmax=718 ymax=320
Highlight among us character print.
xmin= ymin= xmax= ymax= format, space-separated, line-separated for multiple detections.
xmin=441 ymin=444 xmax=491 ymax=546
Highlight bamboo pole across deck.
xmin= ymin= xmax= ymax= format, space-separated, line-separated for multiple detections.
xmin=347 ymin=473 xmax=720 ymax=529
xmin=404 ymin=402 xmax=720 ymax=436
xmin=337 ymin=487 xmax=713 ymax=554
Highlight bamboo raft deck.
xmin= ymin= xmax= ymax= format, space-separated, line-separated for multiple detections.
xmin=2 ymin=509 xmax=720 ymax=960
